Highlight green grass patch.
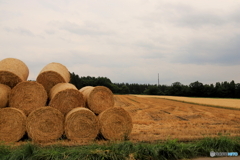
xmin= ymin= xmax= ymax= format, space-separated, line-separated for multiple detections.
xmin=0 ymin=136 xmax=239 ymax=160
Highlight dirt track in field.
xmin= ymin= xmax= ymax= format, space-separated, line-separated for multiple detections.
xmin=114 ymin=95 xmax=240 ymax=142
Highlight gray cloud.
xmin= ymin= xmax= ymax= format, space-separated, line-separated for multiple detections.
xmin=176 ymin=12 xmax=226 ymax=28
xmin=173 ymin=9 xmax=240 ymax=29
xmin=45 ymin=29 xmax=55 ymax=35
xmin=59 ymin=21 xmax=113 ymax=36
xmin=38 ymin=0 xmax=65 ymax=13
xmin=141 ymin=2 xmax=240 ymax=28
xmin=1 ymin=0 xmax=240 ymax=85
xmin=173 ymin=35 xmax=240 ymax=65
xmin=4 ymin=27 xmax=35 ymax=37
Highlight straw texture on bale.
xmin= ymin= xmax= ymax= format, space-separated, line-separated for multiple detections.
xmin=98 ymin=107 xmax=133 ymax=141
xmin=26 ymin=107 xmax=64 ymax=143
xmin=36 ymin=62 xmax=70 ymax=94
xmin=79 ymin=86 xmax=94 ymax=93
xmin=80 ymin=86 xmax=114 ymax=114
xmin=0 ymin=108 xmax=26 ymax=142
xmin=49 ymin=83 xmax=85 ymax=115
xmin=65 ymin=107 xmax=100 ymax=142
xmin=0 ymin=84 xmax=11 ymax=108
xmin=9 ymin=81 xmax=47 ymax=115
xmin=0 ymin=58 xmax=29 ymax=88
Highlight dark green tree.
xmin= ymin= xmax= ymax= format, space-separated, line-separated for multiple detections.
xmin=168 ymin=82 xmax=184 ymax=96
xmin=189 ymin=81 xmax=204 ymax=97
xmin=70 ymin=72 xmax=239 ymax=97
xmin=144 ymin=85 xmax=160 ymax=95
xmin=120 ymin=85 xmax=130 ymax=94
xmin=203 ymin=84 xmax=214 ymax=97
xmin=229 ymin=80 xmax=236 ymax=97
xmin=235 ymin=83 xmax=240 ymax=98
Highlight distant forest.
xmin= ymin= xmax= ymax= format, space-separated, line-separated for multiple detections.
xmin=70 ymin=72 xmax=240 ymax=98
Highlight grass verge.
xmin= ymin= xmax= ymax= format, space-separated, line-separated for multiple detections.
xmin=0 ymin=136 xmax=239 ymax=160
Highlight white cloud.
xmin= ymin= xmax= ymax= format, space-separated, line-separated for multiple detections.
xmin=1 ymin=0 xmax=240 ymax=85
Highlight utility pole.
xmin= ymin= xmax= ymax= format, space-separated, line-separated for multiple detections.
xmin=158 ymin=73 xmax=159 ymax=86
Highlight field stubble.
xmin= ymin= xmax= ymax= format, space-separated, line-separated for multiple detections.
xmin=114 ymin=95 xmax=240 ymax=142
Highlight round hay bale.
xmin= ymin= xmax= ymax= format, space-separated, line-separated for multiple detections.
xmin=79 ymin=86 xmax=94 ymax=106
xmin=0 ymin=58 xmax=29 ymax=88
xmin=9 ymin=81 xmax=47 ymax=115
xmin=0 ymin=84 xmax=11 ymax=108
xmin=79 ymin=86 xmax=94 ymax=93
xmin=0 ymin=108 xmax=26 ymax=142
xmin=98 ymin=107 xmax=133 ymax=141
xmin=36 ymin=62 xmax=70 ymax=94
xmin=49 ymin=83 xmax=85 ymax=115
xmin=65 ymin=107 xmax=100 ymax=142
xmin=79 ymin=86 xmax=114 ymax=114
xmin=26 ymin=106 xmax=64 ymax=143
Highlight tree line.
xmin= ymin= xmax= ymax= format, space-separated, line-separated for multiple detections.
xmin=70 ymin=72 xmax=240 ymax=98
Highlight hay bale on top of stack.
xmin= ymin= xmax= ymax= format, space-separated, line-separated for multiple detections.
xmin=36 ymin=62 xmax=70 ymax=95
xmin=49 ymin=83 xmax=85 ymax=115
xmin=79 ymin=86 xmax=114 ymax=115
xmin=0 ymin=84 xmax=11 ymax=108
xmin=9 ymin=81 xmax=48 ymax=115
xmin=0 ymin=58 xmax=29 ymax=88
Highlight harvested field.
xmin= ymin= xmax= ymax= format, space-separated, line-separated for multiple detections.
xmin=114 ymin=95 xmax=240 ymax=142
xmin=135 ymin=95 xmax=240 ymax=109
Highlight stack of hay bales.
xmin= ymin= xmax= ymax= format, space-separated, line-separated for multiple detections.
xmin=0 ymin=58 xmax=132 ymax=143
xmin=79 ymin=86 xmax=132 ymax=141
xmin=27 ymin=62 xmax=85 ymax=142
xmin=0 ymin=58 xmax=29 ymax=142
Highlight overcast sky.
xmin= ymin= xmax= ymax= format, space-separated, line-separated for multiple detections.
xmin=1 ymin=0 xmax=240 ymax=85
